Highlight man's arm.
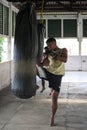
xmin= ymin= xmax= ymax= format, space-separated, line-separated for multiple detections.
xmin=55 ymin=48 xmax=68 ymax=63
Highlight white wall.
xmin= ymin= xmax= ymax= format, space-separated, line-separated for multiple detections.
xmin=65 ymin=56 xmax=87 ymax=71
xmin=0 ymin=61 xmax=11 ymax=90
xmin=65 ymin=56 xmax=81 ymax=71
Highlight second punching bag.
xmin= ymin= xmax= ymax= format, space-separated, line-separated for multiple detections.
xmin=12 ymin=2 xmax=38 ymax=99
xmin=37 ymin=22 xmax=45 ymax=62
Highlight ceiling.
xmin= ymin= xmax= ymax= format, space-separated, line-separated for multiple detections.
xmin=7 ymin=0 xmax=87 ymax=12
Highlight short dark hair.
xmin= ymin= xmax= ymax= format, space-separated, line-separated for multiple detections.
xmin=46 ymin=38 xmax=56 ymax=45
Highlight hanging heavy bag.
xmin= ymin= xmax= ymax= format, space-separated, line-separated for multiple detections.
xmin=12 ymin=2 xmax=38 ymax=99
xmin=37 ymin=22 xmax=45 ymax=62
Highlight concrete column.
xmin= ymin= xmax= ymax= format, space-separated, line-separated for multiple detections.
xmin=46 ymin=19 xmax=48 ymax=38
xmin=77 ymin=12 xmax=82 ymax=55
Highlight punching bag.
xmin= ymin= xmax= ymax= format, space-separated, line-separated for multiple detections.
xmin=37 ymin=22 xmax=45 ymax=62
xmin=12 ymin=2 xmax=38 ymax=99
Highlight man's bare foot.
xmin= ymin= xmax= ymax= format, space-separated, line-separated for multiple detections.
xmin=50 ymin=116 xmax=55 ymax=127
xmin=40 ymin=87 xmax=45 ymax=93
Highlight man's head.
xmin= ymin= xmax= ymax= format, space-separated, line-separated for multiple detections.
xmin=46 ymin=38 xmax=57 ymax=50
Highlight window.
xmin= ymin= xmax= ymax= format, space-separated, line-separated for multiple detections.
xmin=48 ymin=19 xmax=61 ymax=37
xmin=3 ymin=6 xmax=9 ymax=35
xmin=0 ymin=36 xmax=8 ymax=62
xmin=0 ymin=4 xmax=9 ymax=35
xmin=63 ymin=19 xmax=77 ymax=37
xmin=83 ymin=19 xmax=87 ymax=37
xmin=0 ymin=3 xmax=3 ymax=34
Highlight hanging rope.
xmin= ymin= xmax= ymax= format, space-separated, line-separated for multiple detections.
xmin=40 ymin=0 xmax=44 ymax=23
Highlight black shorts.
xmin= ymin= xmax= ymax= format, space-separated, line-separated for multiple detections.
xmin=42 ymin=68 xmax=62 ymax=92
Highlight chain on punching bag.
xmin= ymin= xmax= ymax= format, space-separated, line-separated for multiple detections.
xmin=12 ymin=2 xmax=38 ymax=99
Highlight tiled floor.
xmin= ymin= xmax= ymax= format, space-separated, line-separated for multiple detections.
xmin=0 ymin=71 xmax=87 ymax=130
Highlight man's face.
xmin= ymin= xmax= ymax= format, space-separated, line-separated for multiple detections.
xmin=47 ymin=41 xmax=56 ymax=50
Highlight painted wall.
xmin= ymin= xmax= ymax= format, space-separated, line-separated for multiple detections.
xmin=0 ymin=61 xmax=11 ymax=90
xmin=65 ymin=56 xmax=87 ymax=71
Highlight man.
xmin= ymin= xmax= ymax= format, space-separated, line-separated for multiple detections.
xmin=37 ymin=37 xmax=68 ymax=126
